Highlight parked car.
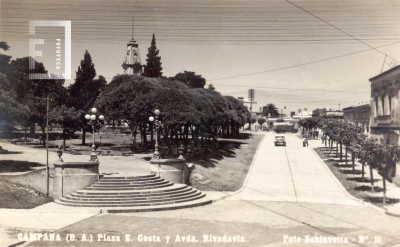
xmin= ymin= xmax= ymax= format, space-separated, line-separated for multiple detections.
xmin=274 ymin=136 xmax=286 ymax=146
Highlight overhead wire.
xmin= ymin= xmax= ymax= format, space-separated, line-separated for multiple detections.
xmin=208 ymin=41 xmax=400 ymax=81
xmin=284 ymin=0 xmax=399 ymax=64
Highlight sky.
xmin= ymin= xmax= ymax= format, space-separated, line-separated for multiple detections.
xmin=1 ymin=0 xmax=400 ymax=115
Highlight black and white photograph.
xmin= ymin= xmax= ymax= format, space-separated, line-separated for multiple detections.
xmin=1 ymin=0 xmax=400 ymax=246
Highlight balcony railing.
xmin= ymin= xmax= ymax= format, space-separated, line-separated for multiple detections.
xmin=376 ymin=115 xmax=391 ymax=125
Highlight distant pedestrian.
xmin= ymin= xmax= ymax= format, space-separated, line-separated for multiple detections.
xmin=304 ymin=136 xmax=309 ymax=147
xmin=303 ymin=136 xmax=308 ymax=147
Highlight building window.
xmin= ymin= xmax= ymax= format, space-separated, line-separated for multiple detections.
xmin=382 ymin=96 xmax=385 ymax=115
xmin=389 ymin=95 xmax=392 ymax=114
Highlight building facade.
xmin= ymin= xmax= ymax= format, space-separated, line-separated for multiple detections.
xmin=342 ymin=104 xmax=371 ymax=132
xmin=312 ymin=108 xmax=326 ymax=118
xmin=325 ymin=110 xmax=344 ymax=119
xmin=370 ymin=65 xmax=400 ymax=145
xmin=369 ymin=65 xmax=400 ymax=186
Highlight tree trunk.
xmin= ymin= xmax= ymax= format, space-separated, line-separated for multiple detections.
xmin=41 ymin=126 xmax=46 ymax=148
xmin=336 ymin=142 xmax=338 ymax=157
xmin=345 ymin=146 xmax=348 ymax=166
xmin=370 ymin=166 xmax=374 ymax=192
xmin=24 ymin=127 xmax=27 ymax=145
xmin=383 ymin=173 xmax=386 ymax=205
xmin=63 ymin=129 xmax=67 ymax=149
xmin=82 ymin=128 xmax=86 ymax=145
xmin=142 ymin=128 xmax=147 ymax=152
xmin=340 ymin=143 xmax=342 ymax=161
xmin=361 ymin=162 xmax=365 ymax=181
xmin=30 ymin=124 xmax=35 ymax=137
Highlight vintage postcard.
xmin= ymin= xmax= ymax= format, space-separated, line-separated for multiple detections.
xmin=1 ymin=0 xmax=400 ymax=246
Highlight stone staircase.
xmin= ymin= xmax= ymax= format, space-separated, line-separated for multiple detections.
xmin=55 ymin=174 xmax=210 ymax=213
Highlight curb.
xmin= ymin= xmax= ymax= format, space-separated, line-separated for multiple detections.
xmin=385 ymin=210 xmax=400 ymax=218
xmin=191 ymin=133 xmax=268 ymax=204
xmin=103 ymin=199 xmax=213 ymax=213
xmin=311 ymin=148 xmax=389 ymax=215
xmin=228 ymin=134 xmax=268 ymax=199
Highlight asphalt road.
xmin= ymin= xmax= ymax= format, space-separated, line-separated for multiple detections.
xmin=229 ymin=133 xmax=360 ymax=204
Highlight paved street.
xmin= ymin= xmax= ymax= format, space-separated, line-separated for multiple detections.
xmin=2 ymin=133 xmax=400 ymax=246
xmin=228 ymin=133 xmax=360 ymax=205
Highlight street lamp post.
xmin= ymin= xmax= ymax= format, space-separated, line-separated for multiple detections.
xmin=85 ymin=108 xmax=104 ymax=162
xmin=149 ymin=109 xmax=162 ymax=160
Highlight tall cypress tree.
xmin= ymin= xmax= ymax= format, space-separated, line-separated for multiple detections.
xmin=143 ymin=34 xmax=163 ymax=78
xmin=67 ymin=50 xmax=100 ymax=145
xmin=68 ymin=50 xmax=96 ymax=109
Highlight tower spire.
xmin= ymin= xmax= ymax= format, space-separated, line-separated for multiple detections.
xmin=122 ymin=15 xmax=142 ymax=75
xmin=132 ymin=16 xmax=135 ymax=39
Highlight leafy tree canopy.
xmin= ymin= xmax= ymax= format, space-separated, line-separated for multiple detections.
xmin=174 ymin=71 xmax=206 ymax=89
xmin=263 ymin=103 xmax=279 ymax=117
xmin=0 ymin=41 xmax=11 ymax=75
xmin=207 ymin=83 xmax=216 ymax=91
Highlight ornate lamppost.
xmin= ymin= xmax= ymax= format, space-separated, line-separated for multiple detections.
xmin=85 ymin=108 xmax=104 ymax=162
xmin=149 ymin=109 xmax=162 ymax=160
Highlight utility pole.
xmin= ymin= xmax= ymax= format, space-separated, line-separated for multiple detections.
xmin=46 ymin=95 xmax=50 ymax=196
xmin=38 ymin=96 xmax=51 ymax=196
xmin=248 ymin=89 xmax=255 ymax=131
xmin=239 ymin=91 xmax=257 ymax=131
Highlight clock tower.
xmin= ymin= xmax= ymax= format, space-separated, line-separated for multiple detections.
xmin=122 ymin=17 xmax=142 ymax=75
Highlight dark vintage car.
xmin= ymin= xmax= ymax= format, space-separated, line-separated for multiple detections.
xmin=274 ymin=136 xmax=286 ymax=146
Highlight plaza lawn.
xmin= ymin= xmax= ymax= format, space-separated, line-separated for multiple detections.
xmin=4 ymin=127 xmax=264 ymax=192
xmin=189 ymin=133 xmax=264 ymax=191
xmin=0 ymin=178 xmax=53 ymax=209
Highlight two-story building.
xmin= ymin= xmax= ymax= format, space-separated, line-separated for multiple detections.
xmin=312 ymin=108 xmax=326 ymax=118
xmin=342 ymin=104 xmax=371 ymax=132
xmin=370 ymin=65 xmax=400 ymax=186
xmin=370 ymin=65 xmax=400 ymax=145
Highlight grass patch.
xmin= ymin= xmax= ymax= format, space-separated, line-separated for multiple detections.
xmin=0 ymin=178 xmax=53 ymax=209
xmin=189 ymin=133 xmax=264 ymax=191
xmin=0 ymin=160 xmax=44 ymax=173
xmin=314 ymin=147 xmax=397 ymax=208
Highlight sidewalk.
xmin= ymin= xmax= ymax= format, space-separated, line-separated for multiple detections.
xmin=0 ymin=203 xmax=99 ymax=246
xmin=308 ymin=137 xmax=400 ymax=217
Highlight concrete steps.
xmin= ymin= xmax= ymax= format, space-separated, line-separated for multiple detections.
xmin=55 ymin=174 xmax=210 ymax=211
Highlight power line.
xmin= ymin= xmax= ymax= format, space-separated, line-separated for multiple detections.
xmin=219 ymin=85 xmax=369 ymax=94
xmin=285 ymin=0 xmax=400 ymax=64
xmin=208 ymin=41 xmax=400 ymax=81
